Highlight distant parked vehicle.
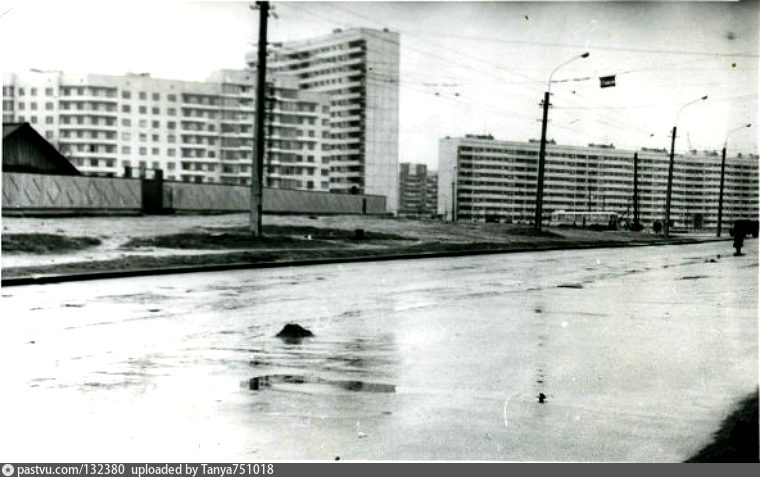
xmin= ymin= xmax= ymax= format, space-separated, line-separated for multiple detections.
xmin=549 ymin=211 xmax=619 ymax=230
xmin=729 ymin=219 xmax=759 ymax=239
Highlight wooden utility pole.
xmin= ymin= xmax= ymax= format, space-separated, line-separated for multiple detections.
xmin=664 ymin=126 xmax=677 ymax=238
xmin=534 ymin=91 xmax=550 ymax=231
xmin=250 ymin=1 xmax=269 ymax=236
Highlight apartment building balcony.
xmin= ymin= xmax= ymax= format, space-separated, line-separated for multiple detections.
xmin=58 ymin=93 xmax=118 ymax=103
xmin=58 ymin=137 xmax=118 ymax=146
xmin=220 ymin=131 xmax=253 ymax=139
xmin=58 ymin=122 xmax=118 ymax=131
xmin=59 ymin=109 xmax=118 ymax=118
xmin=331 ymin=92 xmax=364 ymax=102
xmin=180 ymin=116 xmax=212 ymax=124
xmin=330 ymin=171 xmax=361 ymax=179
xmin=68 ymin=150 xmax=118 ymax=159
xmin=179 ymin=128 xmax=219 ymax=137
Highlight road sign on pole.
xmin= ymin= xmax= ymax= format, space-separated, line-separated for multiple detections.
xmin=600 ymin=75 xmax=616 ymax=88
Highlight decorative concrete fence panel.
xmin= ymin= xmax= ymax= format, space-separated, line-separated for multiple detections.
xmin=164 ymin=182 xmax=386 ymax=215
xmin=2 ymin=172 xmax=141 ymax=213
xmin=165 ymin=182 xmax=249 ymax=211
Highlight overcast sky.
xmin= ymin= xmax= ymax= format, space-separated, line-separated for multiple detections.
xmin=1 ymin=1 xmax=757 ymax=169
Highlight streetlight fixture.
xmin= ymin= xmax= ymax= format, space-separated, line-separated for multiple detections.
xmin=534 ymin=52 xmax=590 ymax=231
xmin=717 ymin=123 xmax=752 ymax=236
xmin=663 ymin=95 xmax=708 ymax=237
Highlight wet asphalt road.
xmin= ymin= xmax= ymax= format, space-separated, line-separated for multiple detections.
xmin=0 ymin=240 xmax=757 ymax=461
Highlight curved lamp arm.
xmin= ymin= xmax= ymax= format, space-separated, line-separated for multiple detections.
xmin=725 ymin=123 xmax=752 ymax=148
xmin=674 ymin=95 xmax=708 ymax=126
xmin=547 ymin=52 xmax=590 ymax=93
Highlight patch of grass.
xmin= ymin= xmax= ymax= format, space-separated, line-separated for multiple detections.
xmin=215 ymin=225 xmax=414 ymax=241
xmin=2 ymin=234 xmax=101 ymax=254
xmin=686 ymin=389 xmax=759 ymax=462
xmin=122 ymin=232 xmax=344 ymax=250
xmin=2 ymin=239 xmax=649 ymax=279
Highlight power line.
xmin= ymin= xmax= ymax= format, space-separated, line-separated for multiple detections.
xmin=418 ymin=32 xmax=759 ymax=59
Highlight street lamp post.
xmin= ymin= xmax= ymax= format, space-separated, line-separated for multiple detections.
xmin=663 ymin=95 xmax=707 ymax=238
xmin=717 ymin=123 xmax=752 ymax=236
xmin=534 ymin=52 xmax=590 ymax=231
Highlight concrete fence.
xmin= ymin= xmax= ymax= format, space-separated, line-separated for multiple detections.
xmin=2 ymin=172 xmax=387 ymax=216
xmin=2 ymin=172 xmax=142 ymax=215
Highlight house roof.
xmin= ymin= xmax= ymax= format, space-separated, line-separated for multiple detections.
xmin=2 ymin=122 xmax=81 ymax=175
xmin=2 ymin=122 xmax=23 ymax=139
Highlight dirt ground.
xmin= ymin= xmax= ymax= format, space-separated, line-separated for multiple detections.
xmin=1 ymin=213 xmax=724 ymax=278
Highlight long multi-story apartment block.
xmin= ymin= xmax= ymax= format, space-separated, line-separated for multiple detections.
xmin=398 ymin=162 xmax=438 ymax=218
xmin=438 ymin=135 xmax=758 ymax=231
xmin=253 ymin=28 xmax=400 ymax=212
xmin=2 ymin=69 xmax=332 ymax=191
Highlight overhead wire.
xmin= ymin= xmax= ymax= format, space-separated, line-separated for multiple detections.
xmin=272 ymin=2 xmax=756 ymax=151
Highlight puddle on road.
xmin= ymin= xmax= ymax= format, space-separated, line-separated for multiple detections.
xmin=681 ymin=275 xmax=708 ymax=280
xmin=243 ymin=374 xmax=396 ymax=393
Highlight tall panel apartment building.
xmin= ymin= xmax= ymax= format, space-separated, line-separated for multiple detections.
xmin=398 ymin=162 xmax=438 ymax=218
xmin=438 ymin=135 xmax=758 ymax=230
xmin=251 ymin=28 xmax=400 ymax=212
xmin=2 ymin=70 xmax=331 ymax=191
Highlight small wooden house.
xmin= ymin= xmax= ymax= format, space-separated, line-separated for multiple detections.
xmin=2 ymin=122 xmax=80 ymax=175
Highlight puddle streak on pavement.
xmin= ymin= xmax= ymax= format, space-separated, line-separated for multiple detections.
xmin=0 ymin=241 xmax=756 ymax=461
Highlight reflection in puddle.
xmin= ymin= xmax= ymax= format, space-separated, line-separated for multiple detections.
xmin=681 ymin=275 xmax=708 ymax=280
xmin=557 ymin=283 xmax=583 ymax=289
xmin=244 ymin=374 xmax=396 ymax=393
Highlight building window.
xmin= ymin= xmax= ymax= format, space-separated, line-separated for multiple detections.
xmin=106 ymin=159 xmax=114 ymax=168
xmin=168 ymin=94 xmax=176 ymax=102
xmin=152 ymin=134 xmax=159 ymax=142
xmin=122 ymin=118 xmax=131 ymax=126
xmin=121 ymin=132 xmax=131 ymax=140
xmin=45 ymin=88 xmax=54 ymax=96
xmin=139 ymin=106 xmax=146 ymax=114
xmin=45 ymin=131 xmax=54 ymax=139
xmin=152 ymin=93 xmax=159 ymax=101
xmin=18 ymin=102 xmax=25 ymax=110
xmin=30 ymin=116 xmax=37 ymax=124
xmin=167 ymin=121 xmax=176 ymax=130
xmin=139 ymin=147 xmax=147 ymax=155
xmin=139 ymin=92 xmax=146 ymax=100
xmin=139 ymin=133 xmax=147 ymax=141
xmin=90 ymin=158 xmax=99 ymax=167
xmin=45 ymin=116 xmax=54 ymax=124
xmin=18 ymin=87 xmax=25 ymax=96
xmin=45 ymin=102 xmax=54 ymax=110
xmin=151 ymin=147 xmax=159 ymax=155
xmin=122 ymin=146 xmax=131 ymax=154
xmin=168 ymin=148 xmax=175 ymax=156
xmin=168 ymin=162 xmax=176 ymax=170
xmin=168 ymin=107 xmax=176 ymax=115
xmin=122 ymin=90 xmax=131 ymax=99
xmin=152 ymin=120 xmax=160 ymax=128
xmin=30 ymin=88 xmax=37 ymax=96
xmin=167 ymin=134 xmax=176 ymax=142
xmin=122 ymin=105 xmax=131 ymax=113
xmin=152 ymin=107 xmax=159 ymax=115
xmin=139 ymin=119 xmax=147 ymax=128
